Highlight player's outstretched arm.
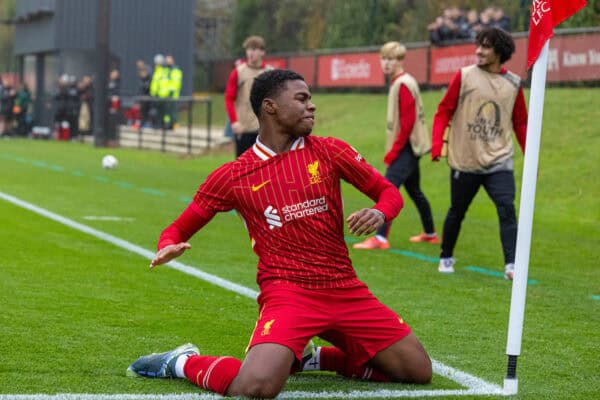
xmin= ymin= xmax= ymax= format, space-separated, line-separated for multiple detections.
xmin=346 ymin=208 xmax=385 ymax=236
xmin=150 ymin=242 xmax=192 ymax=269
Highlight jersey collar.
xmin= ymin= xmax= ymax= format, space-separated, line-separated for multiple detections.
xmin=391 ymin=71 xmax=405 ymax=83
xmin=252 ymin=136 xmax=305 ymax=160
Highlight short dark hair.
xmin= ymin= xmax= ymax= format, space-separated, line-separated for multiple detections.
xmin=250 ymin=69 xmax=305 ymax=118
xmin=476 ymin=27 xmax=515 ymax=64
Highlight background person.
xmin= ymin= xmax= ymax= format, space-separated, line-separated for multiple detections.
xmin=77 ymin=75 xmax=94 ymax=137
xmin=431 ymin=27 xmax=527 ymax=280
xmin=106 ymin=68 xmax=121 ymax=144
xmin=164 ymin=54 xmax=182 ymax=129
xmin=135 ymin=60 xmax=152 ymax=129
xmin=13 ymin=82 xmax=32 ymax=137
xmin=127 ymin=69 xmax=432 ymax=398
xmin=65 ymin=75 xmax=81 ymax=140
xmin=53 ymin=74 xmax=73 ymax=140
xmin=224 ymin=35 xmax=272 ymax=157
xmin=0 ymin=80 xmax=16 ymax=136
xmin=354 ymin=41 xmax=438 ymax=250
xmin=150 ymin=53 xmax=168 ymax=128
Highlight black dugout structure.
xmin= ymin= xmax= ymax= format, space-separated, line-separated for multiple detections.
xmin=13 ymin=0 xmax=195 ymax=145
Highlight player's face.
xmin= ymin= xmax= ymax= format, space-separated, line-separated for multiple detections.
xmin=246 ymin=47 xmax=265 ymax=67
xmin=380 ymin=57 xmax=400 ymax=76
xmin=274 ymin=80 xmax=315 ymax=137
xmin=476 ymin=44 xmax=501 ymax=71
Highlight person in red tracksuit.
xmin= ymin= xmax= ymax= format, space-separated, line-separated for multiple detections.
xmin=431 ymin=27 xmax=528 ymax=280
xmin=225 ymin=35 xmax=273 ymax=157
xmin=354 ymin=41 xmax=439 ymax=250
xmin=127 ymin=69 xmax=432 ymax=398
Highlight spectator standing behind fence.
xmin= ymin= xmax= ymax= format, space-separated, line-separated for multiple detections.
xmin=427 ymin=7 xmax=462 ymax=44
xmin=428 ymin=7 xmax=510 ymax=45
xmin=456 ymin=9 xmax=480 ymax=40
xmin=78 ymin=75 xmax=94 ymax=136
xmin=0 ymin=80 xmax=15 ymax=136
xmin=164 ymin=54 xmax=182 ymax=129
xmin=354 ymin=42 xmax=439 ymax=250
xmin=13 ymin=82 xmax=32 ymax=137
xmin=135 ymin=60 xmax=152 ymax=129
xmin=490 ymin=7 xmax=511 ymax=31
xmin=150 ymin=54 xmax=169 ymax=129
xmin=66 ymin=75 xmax=81 ymax=140
xmin=106 ymin=68 xmax=121 ymax=145
xmin=53 ymin=74 xmax=71 ymax=140
xmin=225 ymin=35 xmax=273 ymax=157
xmin=431 ymin=27 xmax=527 ymax=280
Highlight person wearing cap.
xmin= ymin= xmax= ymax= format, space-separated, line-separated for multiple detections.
xmin=224 ymin=35 xmax=273 ymax=157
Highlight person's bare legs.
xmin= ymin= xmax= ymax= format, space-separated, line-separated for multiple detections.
xmin=370 ymin=332 xmax=432 ymax=383
xmin=226 ymin=343 xmax=296 ymax=398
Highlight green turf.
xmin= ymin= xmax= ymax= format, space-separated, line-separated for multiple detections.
xmin=0 ymin=87 xmax=598 ymax=398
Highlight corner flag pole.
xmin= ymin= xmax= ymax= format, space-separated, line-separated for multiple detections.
xmin=503 ymin=40 xmax=549 ymax=395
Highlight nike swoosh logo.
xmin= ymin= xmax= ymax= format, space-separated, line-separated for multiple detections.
xmin=251 ymin=180 xmax=271 ymax=192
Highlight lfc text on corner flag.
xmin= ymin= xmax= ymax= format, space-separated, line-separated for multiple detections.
xmin=527 ymin=0 xmax=588 ymax=69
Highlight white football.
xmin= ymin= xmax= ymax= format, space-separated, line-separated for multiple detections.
xmin=102 ymin=154 xmax=118 ymax=169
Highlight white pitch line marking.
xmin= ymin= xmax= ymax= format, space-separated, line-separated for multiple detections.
xmin=0 ymin=191 xmax=506 ymax=398
xmin=82 ymin=216 xmax=135 ymax=221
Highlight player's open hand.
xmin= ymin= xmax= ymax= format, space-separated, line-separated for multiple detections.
xmin=149 ymin=242 xmax=192 ymax=269
xmin=346 ymin=208 xmax=385 ymax=236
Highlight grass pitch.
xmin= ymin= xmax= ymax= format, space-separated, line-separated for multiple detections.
xmin=0 ymin=87 xmax=598 ymax=399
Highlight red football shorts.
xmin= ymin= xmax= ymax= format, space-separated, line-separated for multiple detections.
xmin=247 ymin=281 xmax=411 ymax=366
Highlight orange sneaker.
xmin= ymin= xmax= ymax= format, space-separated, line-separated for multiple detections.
xmin=352 ymin=237 xmax=390 ymax=250
xmin=409 ymin=232 xmax=440 ymax=244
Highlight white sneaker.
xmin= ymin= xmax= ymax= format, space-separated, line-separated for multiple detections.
xmin=301 ymin=341 xmax=321 ymax=371
xmin=504 ymin=263 xmax=515 ymax=280
xmin=438 ymin=257 xmax=455 ymax=273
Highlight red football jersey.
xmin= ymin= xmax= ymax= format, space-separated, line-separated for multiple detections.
xmin=161 ymin=135 xmax=403 ymax=289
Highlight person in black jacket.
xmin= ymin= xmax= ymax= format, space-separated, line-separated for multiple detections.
xmin=53 ymin=75 xmax=71 ymax=140
xmin=106 ymin=69 xmax=121 ymax=144
xmin=136 ymin=60 xmax=152 ymax=128
xmin=66 ymin=75 xmax=81 ymax=140
xmin=0 ymin=80 xmax=15 ymax=136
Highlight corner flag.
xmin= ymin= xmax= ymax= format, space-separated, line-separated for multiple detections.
xmin=527 ymin=0 xmax=588 ymax=69
xmin=504 ymin=0 xmax=587 ymax=395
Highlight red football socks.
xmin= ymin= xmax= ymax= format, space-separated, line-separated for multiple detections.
xmin=184 ymin=355 xmax=242 ymax=395
xmin=320 ymin=346 xmax=391 ymax=382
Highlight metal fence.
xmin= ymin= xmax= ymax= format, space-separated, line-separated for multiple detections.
xmin=117 ymin=95 xmax=219 ymax=154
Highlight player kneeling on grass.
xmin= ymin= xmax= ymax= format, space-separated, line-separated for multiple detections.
xmin=127 ymin=69 xmax=432 ymax=398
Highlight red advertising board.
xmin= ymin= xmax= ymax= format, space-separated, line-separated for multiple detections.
xmin=429 ymin=44 xmax=477 ymax=85
xmin=545 ymin=32 xmax=600 ymax=82
xmin=404 ymin=47 xmax=429 ymax=84
xmin=430 ymin=38 xmax=528 ymax=84
xmin=318 ymin=53 xmax=384 ymax=87
xmin=212 ymin=31 xmax=598 ymax=91
xmin=289 ymin=56 xmax=317 ymax=86
xmin=504 ymin=37 xmax=528 ymax=80
xmin=264 ymin=57 xmax=287 ymax=70
xmin=212 ymin=60 xmax=235 ymax=91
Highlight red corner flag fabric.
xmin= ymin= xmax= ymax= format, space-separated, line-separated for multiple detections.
xmin=527 ymin=0 xmax=587 ymax=69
